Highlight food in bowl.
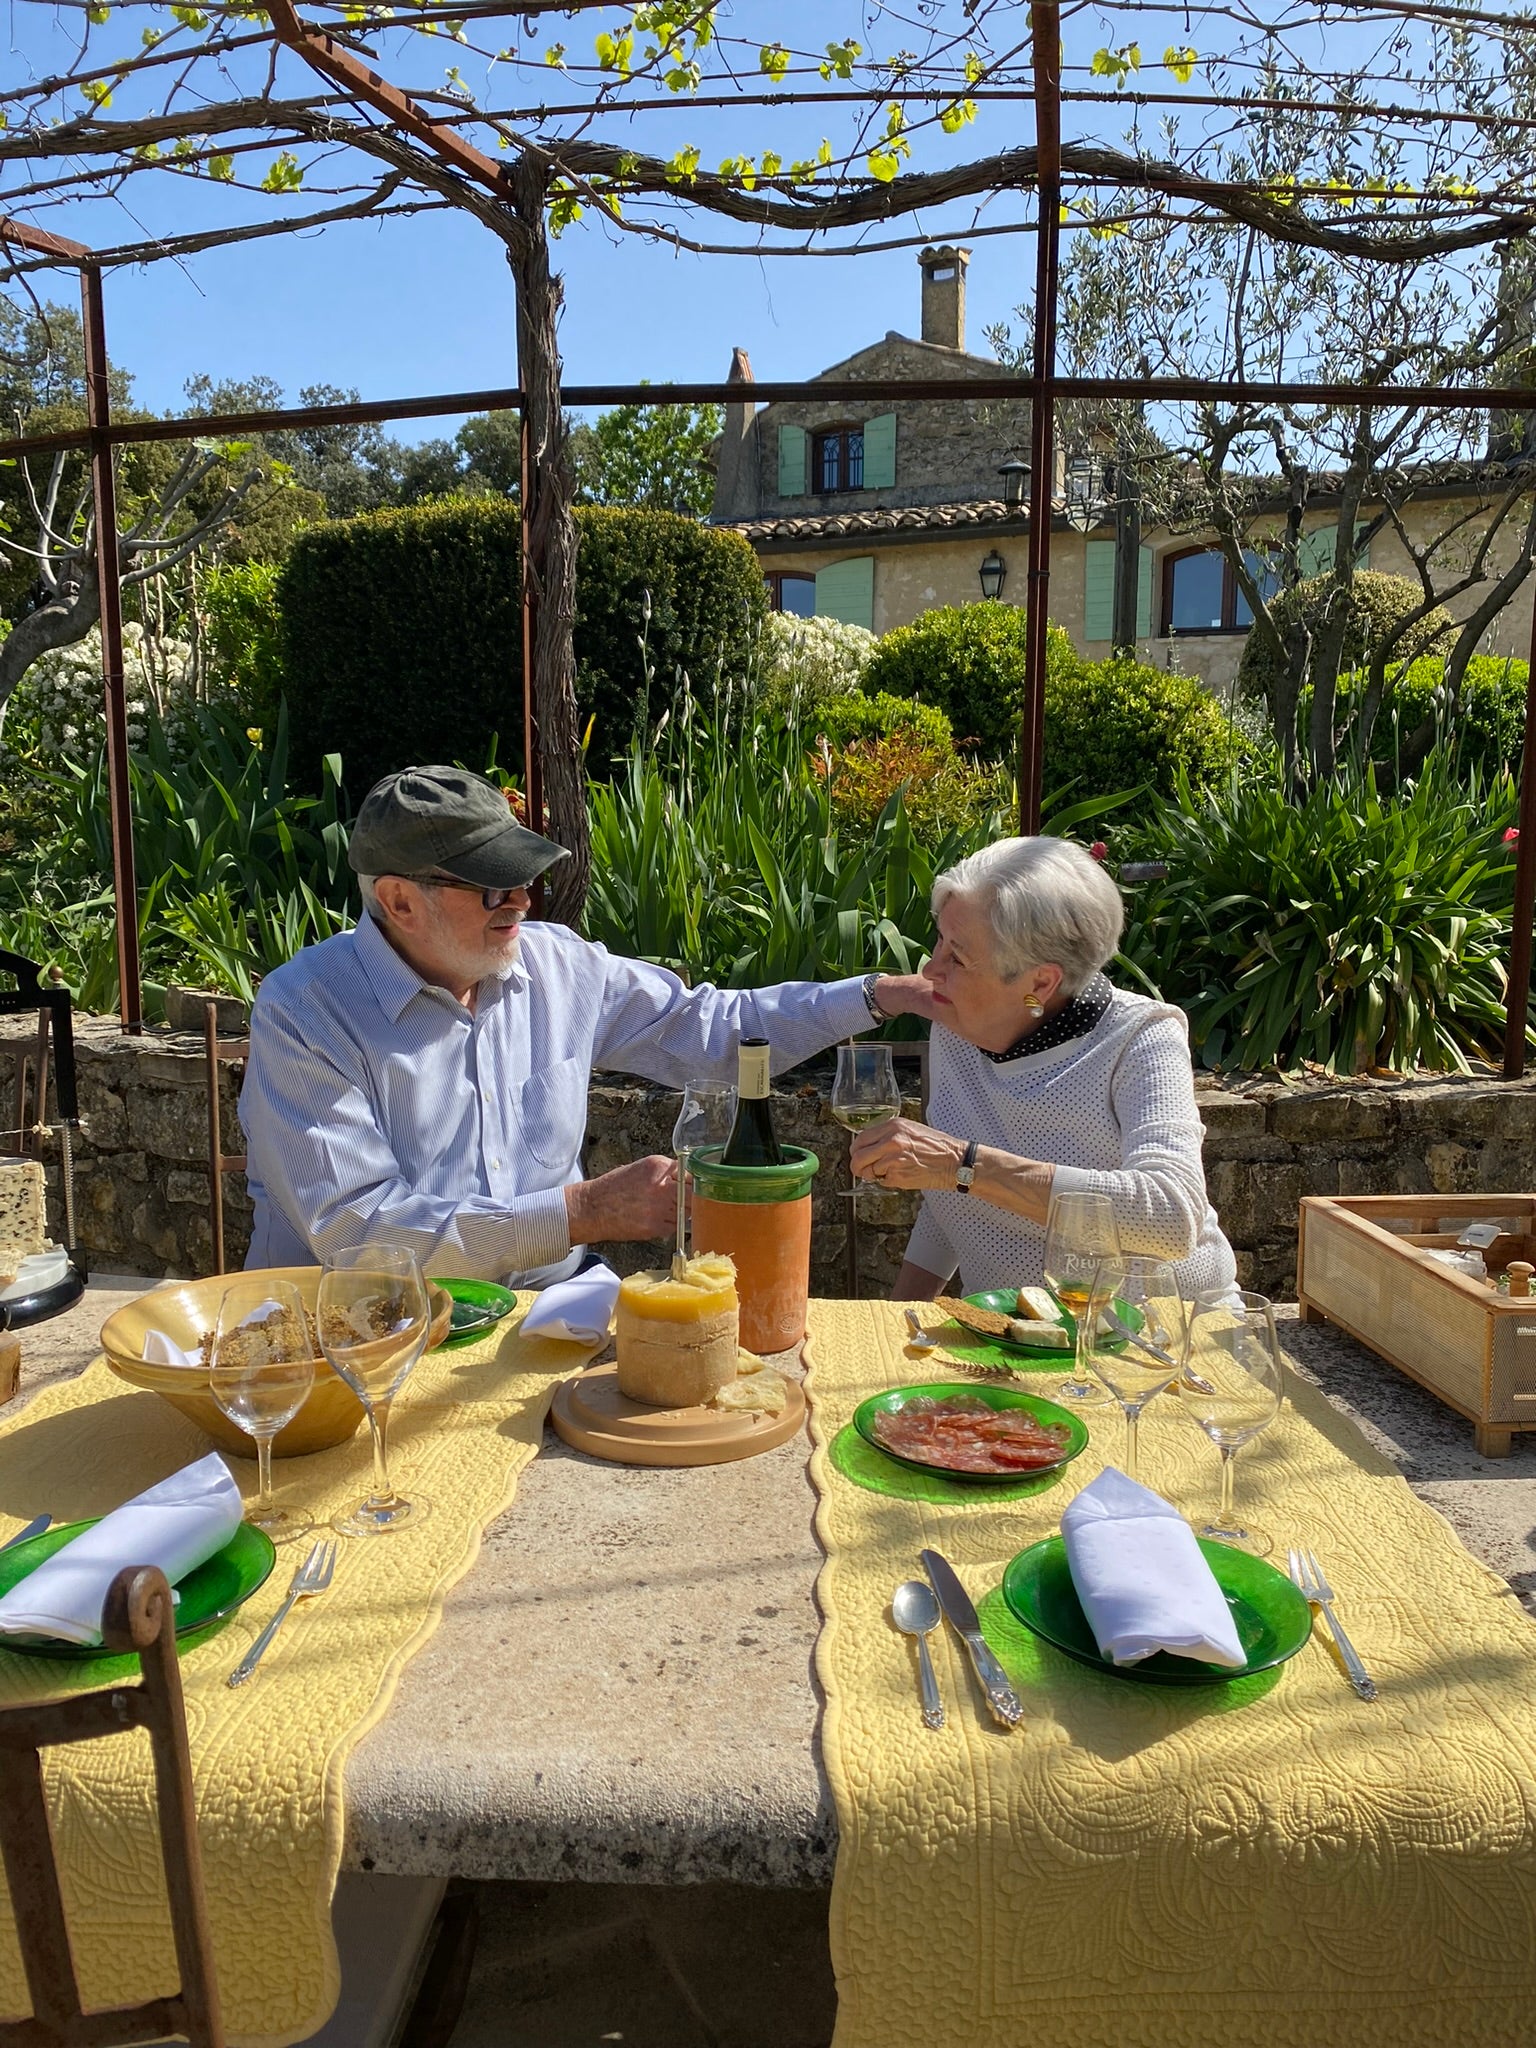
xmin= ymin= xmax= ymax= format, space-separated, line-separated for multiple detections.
xmin=870 ymin=1392 xmax=1073 ymax=1475
xmin=197 ymin=1293 xmax=422 ymax=1370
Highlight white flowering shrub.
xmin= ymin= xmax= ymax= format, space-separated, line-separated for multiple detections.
xmin=5 ymin=623 xmax=196 ymax=760
xmin=756 ymin=612 xmax=877 ymax=720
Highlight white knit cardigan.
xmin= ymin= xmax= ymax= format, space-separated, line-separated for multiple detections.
xmin=905 ymin=988 xmax=1238 ymax=1299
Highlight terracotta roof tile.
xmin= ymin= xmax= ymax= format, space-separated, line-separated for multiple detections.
xmin=719 ymin=496 xmax=1035 ymax=542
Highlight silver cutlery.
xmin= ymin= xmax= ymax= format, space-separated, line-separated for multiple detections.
xmin=0 ymin=1514 xmax=51 ymax=1553
xmin=903 ymin=1308 xmax=941 ymax=1355
xmin=226 ymin=1539 xmax=337 ymax=1689
xmin=892 ymin=1579 xmax=945 ymax=1730
xmin=1288 ymin=1546 xmax=1377 ymax=1701
xmin=919 ymin=1547 xmax=1022 ymax=1728
xmin=1103 ymin=1307 xmax=1216 ymax=1393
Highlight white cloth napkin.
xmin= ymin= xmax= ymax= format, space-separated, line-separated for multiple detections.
xmin=0 ymin=1453 xmax=243 ymax=1646
xmin=518 ymin=1262 xmax=621 ymax=1347
xmin=1061 ymin=1467 xmax=1246 ymax=1668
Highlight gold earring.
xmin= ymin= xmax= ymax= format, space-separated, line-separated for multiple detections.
xmin=1024 ymin=999 xmax=1044 ymax=1019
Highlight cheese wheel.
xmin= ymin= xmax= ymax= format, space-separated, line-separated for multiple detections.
xmin=0 ymin=1160 xmax=46 ymax=1286
xmin=615 ymin=1255 xmax=740 ymax=1408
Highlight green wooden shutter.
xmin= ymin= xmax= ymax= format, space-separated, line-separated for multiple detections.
xmin=778 ymin=423 xmax=808 ymax=498
xmin=862 ymin=413 xmax=897 ymax=490
xmin=1297 ymin=525 xmax=1371 ymax=577
xmin=1083 ymin=540 xmax=1115 ymax=641
xmin=815 ymin=556 xmax=875 ymax=629
xmin=1137 ymin=544 xmax=1153 ymax=639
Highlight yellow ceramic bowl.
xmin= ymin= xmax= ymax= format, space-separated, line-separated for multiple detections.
xmin=100 ymin=1267 xmax=455 ymax=1459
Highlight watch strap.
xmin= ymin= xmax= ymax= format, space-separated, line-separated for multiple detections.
xmin=861 ymin=973 xmax=886 ymax=1026
xmin=956 ymin=1138 xmax=979 ymax=1192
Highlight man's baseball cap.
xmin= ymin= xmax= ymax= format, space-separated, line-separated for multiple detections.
xmin=348 ymin=765 xmax=570 ymax=889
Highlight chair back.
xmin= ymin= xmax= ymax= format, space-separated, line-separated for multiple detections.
xmin=0 ymin=1566 xmax=224 ymax=2047
xmin=204 ymin=1003 xmax=250 ymax=1277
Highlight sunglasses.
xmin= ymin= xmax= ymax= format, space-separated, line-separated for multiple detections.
xmin=400 ymin=873 xmax=527 ymax=912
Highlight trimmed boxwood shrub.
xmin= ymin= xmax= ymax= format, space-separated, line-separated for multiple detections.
xmin=815 ymin=691 xmax=954 ymax=750
xmin=278 ymin=500 xmax=767 ymax=798
xmin=859 ymin=603 xmax=1065 ymax=757
xmin=1043 ymin=654 xmax=1245 ymax=805
xmin=1236 ymin=569 xmax=1455 ymax=710
xmin=1371 ymin=653 xmax=1528 ymax=777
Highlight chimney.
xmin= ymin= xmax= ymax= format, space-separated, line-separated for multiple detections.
xmin=711 ymin=347 xmax=759 ymax=521
xmin=919 ymin=244 xmax=970 ymax=351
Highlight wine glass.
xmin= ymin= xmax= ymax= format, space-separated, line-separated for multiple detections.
xmin=318 ymin=1243 xmax=433 ymax=1537
xmin=1083 ymin=1256 xmax=1190 ymax=1482
xmin=1178 ymin=1289 xmax=1284 ymax=1555
xmin=1042 ymin=1189 xmax=1121 ymax=1405
xmin=670 ymin=1081 xmax=737 ymax=1276
xmin=208 ymin=1276 xmax=316 ymax=1541
xmin=830 ymin=1044 xmax=902 ymax=1191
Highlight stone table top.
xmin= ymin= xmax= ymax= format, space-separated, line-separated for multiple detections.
xmin=12 ymin=1276 xmax=1536 ymax=1889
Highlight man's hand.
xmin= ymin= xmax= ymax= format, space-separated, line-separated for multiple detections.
xmin=564 ymin=1155 xmax=678 ymax=1244
xmin=850 ymin=1117 xmax=963 ymax=1191
xmin=873 ymin=972 xmax=941 ymax=1025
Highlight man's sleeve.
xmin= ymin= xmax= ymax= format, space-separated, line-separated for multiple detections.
xmin=241 ymin=991 xmax=571 ymax=1278
xmin=587 ymin=946 xmax=874 ymax=1085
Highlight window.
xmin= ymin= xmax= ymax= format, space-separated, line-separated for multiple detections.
xmin=813 ymin=427 xmax=864 ymax=493
xmin=1161 ymin=547 xmax=1279 ymax=635
xmin=766 ymin=572 xmax=817 ymax=617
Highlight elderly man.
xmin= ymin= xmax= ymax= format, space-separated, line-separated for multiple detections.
xmin=241 ymin=764 xmax=933 ymax=1285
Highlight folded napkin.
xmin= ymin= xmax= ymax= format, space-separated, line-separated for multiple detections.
xmin=519 ymin=1262 xmax=621 ymax=1348
xmin=1061 ymin=1467 xmax=1245 ymax=1668
xmin=0 ymin=1452 xmax=243 ymax=1646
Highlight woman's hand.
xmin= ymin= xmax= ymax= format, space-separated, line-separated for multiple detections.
xmin=850 ymin=1117 xmax=963 ymax=1191
xmin=872 ymin=973 xmax=942 ymax=1025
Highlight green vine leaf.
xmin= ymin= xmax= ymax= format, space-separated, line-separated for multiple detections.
xmin=758 ymin=42 xmax=789 ymax=79
xmin=1162 ymin=45 xmax=1198 ymax=82
xmin=259 ymin=150 xmax=303 ymax=193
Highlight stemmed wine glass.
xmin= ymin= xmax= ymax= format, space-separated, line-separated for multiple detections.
xmin=1178 ymin=1289 xmax=1284 ymax=1555
xmin=1083 ymin=1256 xmax=1190 ymax=1482
xmin=318 ymin=1243 xmax=433 ymax=1537
xmin=208 ymin=1276 xmax=316 ymax=1541
xmin=670 ymin=1081 xmax=737 ymax=1276
xmin=830 ymin=1044 xmax=902 ymax=1195
xmin=1042 ymin=1189 xmax=1121 ymax=1406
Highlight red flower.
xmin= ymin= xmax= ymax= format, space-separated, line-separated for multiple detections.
xmin=1505 ymin=827 xmax=1521 ymax=843
xmin=1089 ymin=841 xmax=1108 ymax=862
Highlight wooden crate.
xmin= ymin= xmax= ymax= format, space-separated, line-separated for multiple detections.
xmin=1297 ymin=1193 xmax=1536 ymax=1457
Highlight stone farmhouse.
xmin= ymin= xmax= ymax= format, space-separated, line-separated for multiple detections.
xmin=710 ymin=246 xmax=1536 ymax=692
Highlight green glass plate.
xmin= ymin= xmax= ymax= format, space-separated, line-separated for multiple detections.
xmin=440 ymin=1278 xmax=519 ymax=1349
xmin=852 ymin=1383 xmax=1089 ymax=1486
xmin=0 ymin=1519 xmax=276 ymax=1662
xmin=1001 ymin=1534 xmax=1313 ymax=1685
xmin=963 ymin=1290 xmax=1139 ymax=1360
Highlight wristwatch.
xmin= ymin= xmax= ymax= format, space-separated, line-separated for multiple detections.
xmin=956 ymin=1139 xmax=979 ymax=1193
xmin=861 ymin=973 xmax=887 ymax=1026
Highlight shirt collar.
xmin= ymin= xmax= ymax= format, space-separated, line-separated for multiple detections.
xmin=981 ymin=971 xmax=1114 ymax=1065
xmin=351 ymin=910 xmax=527 ymax=1024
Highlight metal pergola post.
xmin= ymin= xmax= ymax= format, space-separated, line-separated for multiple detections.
xmin=1019 ymin=0 xmax=1062 ymax=837
xmin=1502 ymin=594 xmax=1536 ymax=1074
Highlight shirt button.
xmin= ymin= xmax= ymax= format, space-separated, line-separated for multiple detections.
xmin=491 ymin=1159 xmax=501 ymax=1170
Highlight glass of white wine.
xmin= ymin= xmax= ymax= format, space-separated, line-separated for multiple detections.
xmin=319 ymin=1243 xmax=433 ymax=1538
xmin=1042 ymin=1189 xmax=1120 ymax=1406
xmin=209 ymin=1276 xmax=316 ymax=1541
xmin=830 ymin=1044 xmax=902 ymax=1193
xmin=670 ymin=1081 xmax=737 ymax=1277
xmin=1084 ymin=1256 xmax=1190 ymax=1482
xmin=1178 ymin=1289 xmax=1284 ymax=1555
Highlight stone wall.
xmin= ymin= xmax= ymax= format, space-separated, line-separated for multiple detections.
xmin=4 ymin=1013 xmax=1536 ymax=1297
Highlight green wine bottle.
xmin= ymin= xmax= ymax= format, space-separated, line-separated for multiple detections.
xmin=721 ymin=1036 xmax=786 ymax=1167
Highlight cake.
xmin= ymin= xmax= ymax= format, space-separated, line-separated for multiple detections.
xmin=615 ymin=1254 xmax=740 ymax=1408
xmin=0 ymin=1159 xmax=47 ymax=1287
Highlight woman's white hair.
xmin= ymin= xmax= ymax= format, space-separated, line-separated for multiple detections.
xmin=932 ymin=837 xmax=1124 ymax=995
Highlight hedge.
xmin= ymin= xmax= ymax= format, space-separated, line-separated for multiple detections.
xmin=1350 ymin=652 xmax=1529 ymax=779
xmin=278 ymin=500 xmax=767 ymax=799
xmin=1236 ymin=569 xmax=1455 ymax=709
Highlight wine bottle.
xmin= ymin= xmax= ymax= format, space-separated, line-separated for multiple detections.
xmin=721 ymin=1037 xmax=786 ymax=1167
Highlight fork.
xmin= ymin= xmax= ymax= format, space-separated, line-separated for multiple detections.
xmin=226 ymin=1540 xmax=337 ymax=1689
xmin=1288 ymin=1546 xmax=1378 ymax=1701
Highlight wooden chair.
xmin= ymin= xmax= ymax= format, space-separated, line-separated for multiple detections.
xmin=0 ymin=1565 xmax=223 ymax=2048
xmin=204 ymin=1003 xmax=250 ymax=1277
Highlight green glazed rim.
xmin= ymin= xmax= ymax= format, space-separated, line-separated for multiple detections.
xmin=688 ymin=1144 xmax=819 ymax=1204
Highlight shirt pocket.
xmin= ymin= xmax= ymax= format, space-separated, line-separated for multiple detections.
xmin=516 ymin=1056 xmax=592 ymax=1170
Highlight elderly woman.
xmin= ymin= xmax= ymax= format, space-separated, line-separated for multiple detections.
xmin=852 ymin=836 xmax=1237 ymax=1301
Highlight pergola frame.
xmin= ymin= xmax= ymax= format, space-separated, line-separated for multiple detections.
xmin=3 ymin=0 xmax=1536 ymax=1077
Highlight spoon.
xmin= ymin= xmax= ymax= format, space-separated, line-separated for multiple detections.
xmin=903 ymin=1308 xmax=941 ymax=1355
xmin=892 ymin=1578 xmax=945 ymax=1730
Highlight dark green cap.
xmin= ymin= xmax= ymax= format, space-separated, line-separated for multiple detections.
xmin=348 ymin=765 xmax=569 ymax=889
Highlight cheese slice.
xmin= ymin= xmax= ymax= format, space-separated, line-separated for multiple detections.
xmin=1015 ymin=1285 xmax=1060 ymax=1324
xmin=1006 ymin=1318 xmax=1070 ymax=1350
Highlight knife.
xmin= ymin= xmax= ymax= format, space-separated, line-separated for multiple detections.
xmin=0 ymin=1515 xmax=50 ymax=1553
xmin=919 ymin=1548 xmax=1023 ymax=1728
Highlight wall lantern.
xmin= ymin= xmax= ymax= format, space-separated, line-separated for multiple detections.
xmin=1063 ymin=450 xmax=1109 ymax=533
xmin=997 ymin=458 xmax=1031 ymax=509
xmin=978 ymin=550 xmax=1008 ymax=600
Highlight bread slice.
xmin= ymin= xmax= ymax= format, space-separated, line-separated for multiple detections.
xmin=936 ymin=1294 xmax=1011 ymax=1337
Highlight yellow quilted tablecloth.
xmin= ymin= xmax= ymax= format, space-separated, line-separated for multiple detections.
xmin=0 ymin=1301 xmax=575 ymax=2047
xmin=805 ymin=1299 xmax=1536 ymax=2048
